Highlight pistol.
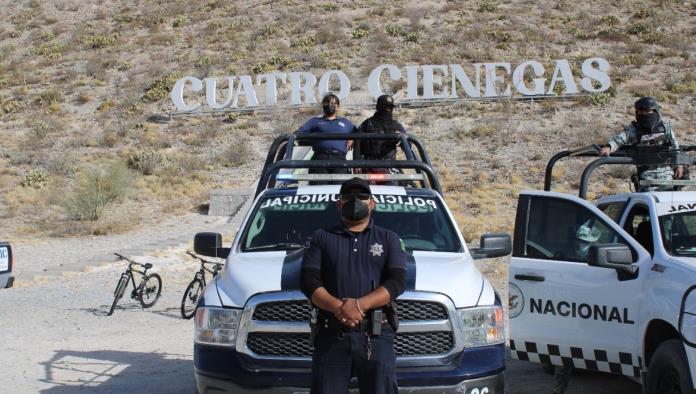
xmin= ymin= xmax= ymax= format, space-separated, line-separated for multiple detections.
xmin=370 ymin=280 xmax=382 ymax=336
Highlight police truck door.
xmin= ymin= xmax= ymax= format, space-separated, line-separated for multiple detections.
xmin=508 ymin=191 xmax=650 ymax=378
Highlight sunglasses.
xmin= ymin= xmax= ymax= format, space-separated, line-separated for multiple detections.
xmin=340 ymin=192 xmax=371 ymax=201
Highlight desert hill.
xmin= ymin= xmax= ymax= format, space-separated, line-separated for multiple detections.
xmin=1 ymin=0 xmax=695 ymax=242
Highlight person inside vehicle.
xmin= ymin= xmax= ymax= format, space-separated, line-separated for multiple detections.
xmin=354 ymin=95 xmax=407 ymax=185
xmin=296 ymin=93 xmax=356 ymax=184
xmin=575 ymin=220 xmax=602 ymax=261
xmin=599 ymin=96 xmax=684 ymax=190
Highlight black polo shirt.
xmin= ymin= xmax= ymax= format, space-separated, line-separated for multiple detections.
xmin=301 ymin=220 xmax=406 ymax=300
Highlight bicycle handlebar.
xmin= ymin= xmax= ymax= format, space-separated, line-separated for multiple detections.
xmin=114 ymin=253 xmax=149 ymax=267
xmin=186 ymin=251 xmax=224 ymax=266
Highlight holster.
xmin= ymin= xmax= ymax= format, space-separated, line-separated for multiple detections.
xmin=386 ymin=300 xmax=399 ymax=332
xmin=309 ymin=304 xmax=319 ymax=345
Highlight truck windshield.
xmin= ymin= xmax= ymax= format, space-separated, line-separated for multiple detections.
xmin=241 ymin=194 xmax=462 ymax=253
xmin=660 ymin=211 xmax=696 ymax=257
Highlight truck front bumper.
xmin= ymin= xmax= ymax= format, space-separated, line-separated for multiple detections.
xmin=0 ymin=273 xmax=13 ymax=289
xmin=195 ymin=371 xmax=504 ymax=394
xmin=194 ymin=342 xmax=505 ymax=394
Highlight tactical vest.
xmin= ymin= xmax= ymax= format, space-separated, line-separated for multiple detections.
xmin=632 ymin=121 xmax=670 ymax=148
xmin=360 ymin=117 xmax=403 ymax=160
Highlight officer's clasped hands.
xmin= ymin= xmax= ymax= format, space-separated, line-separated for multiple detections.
xmin=335 ymin=298 xmax=364 ymax=327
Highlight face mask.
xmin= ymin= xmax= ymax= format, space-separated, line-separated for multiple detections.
xmin=323 ymin=103 xmax=337 ymax=116
xmin=636 ymin=112 xmax=659 ymax=133
xmin=341 ymin=196 xmax=370 ymax=221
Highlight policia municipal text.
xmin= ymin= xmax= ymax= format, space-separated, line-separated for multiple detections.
xmin=301 ymin=178 xmax=407 ymax=394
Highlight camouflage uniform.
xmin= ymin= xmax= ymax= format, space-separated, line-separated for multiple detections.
xmin=606 ymin=120 xmax=679 ymax=181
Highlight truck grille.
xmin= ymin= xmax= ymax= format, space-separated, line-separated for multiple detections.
xmin=248 ymin=333 xmax=313 ymax=357
xmin=253 ymin=300 xmax=310 ymax=321
xmin=252 ymin=299 xmax=448 ymax=322
xmin=247 ymin=332 xmax=454 ymax=357
xmin=246 ymin=299 xmax=454 ymax=357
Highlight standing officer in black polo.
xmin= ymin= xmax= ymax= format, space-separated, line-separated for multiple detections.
xmin=301 ymin=177 xmax=406 ymax=394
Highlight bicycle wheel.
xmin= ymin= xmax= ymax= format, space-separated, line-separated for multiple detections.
xmin=138 ymin=273 xmax=162 ymax=308
xmin=108 ymin=274 xmax=129 ymax=316
xmin=180 ymin=278 xmax=204 ymax=319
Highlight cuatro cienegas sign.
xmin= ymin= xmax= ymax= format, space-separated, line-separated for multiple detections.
xmin=171 ymin=58 xmax=610 ymax=112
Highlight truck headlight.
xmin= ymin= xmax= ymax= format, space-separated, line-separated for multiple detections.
xmin=195 ymin=307 xmax=242 ymax=347
xmin=457 ymin=306 xmax=504 ymax=347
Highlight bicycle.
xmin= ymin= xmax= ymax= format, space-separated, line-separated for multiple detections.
xmin=180 ymin=251 xmax=224 ymax=319
xmin=107 ymin=253 xmax=163 ymax=316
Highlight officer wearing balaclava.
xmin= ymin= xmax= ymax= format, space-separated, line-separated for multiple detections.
xmin=355 ymin=95 xmax=407 ymax=161
xmin=599 ymin=96 xmax=684 ymax=186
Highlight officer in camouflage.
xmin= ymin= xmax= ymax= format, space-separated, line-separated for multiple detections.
xmin=599 ymin=96 xmax=684 ymax=187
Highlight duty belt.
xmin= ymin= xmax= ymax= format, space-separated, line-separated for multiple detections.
xmin=319 ymin=310 xmax=387 ymax=332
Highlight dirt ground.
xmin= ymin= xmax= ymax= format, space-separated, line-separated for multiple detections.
xmin=0 ymin=244 xmax=642 ymax=394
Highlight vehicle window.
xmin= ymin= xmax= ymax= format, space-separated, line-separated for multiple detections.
xmin=660 ymin=212 xmax=696 ymax=257
xmin=240 ymin=194 xmax=462 ymax=252
xmin=598 ymin=202 xmax=626 ymax=224
xmin=522 ymin=197 xmax=631 ymax=263
xmin=623 ymin=204 xmax=650 ymax=238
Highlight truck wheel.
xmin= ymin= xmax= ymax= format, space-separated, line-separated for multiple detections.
xmin=647 ymin=339 xmax=693 ymax=394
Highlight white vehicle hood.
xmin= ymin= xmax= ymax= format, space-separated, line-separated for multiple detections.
xmin=212 ymin=250 xmax=494 ymax=309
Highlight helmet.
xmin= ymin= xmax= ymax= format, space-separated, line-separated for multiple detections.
xmin=376 ymin=94 xmax=395 ymax=113
xmin=634 ymin=96 xmax=660 ymax=112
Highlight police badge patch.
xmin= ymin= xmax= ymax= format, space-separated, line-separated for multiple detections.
xmin=370 ymin=243 xmax=383 ymax=256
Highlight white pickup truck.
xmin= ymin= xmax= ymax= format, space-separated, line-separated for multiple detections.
xmin=191 ymin=133 xmax=511 ymax=393
xmin=509 ymin=146 xmax=696 ymax=393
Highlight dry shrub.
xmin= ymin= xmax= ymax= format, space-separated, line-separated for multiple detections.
xmin=142 ymin=153 xmax=210 ymax=205
xmin=218 ymin=137 xmax=253 ymax=167
xmin=127 ymin=150 xmax=163 ymax=175
xmin=4 ymin=181 xmax=56 ymax=218
xmin=91 ymin=215 xmax=139 ymax=236
xmin=42 ymin=150 xmax=79 ymax=176
xmin=61 ymin=163 xmax=132 ymax=221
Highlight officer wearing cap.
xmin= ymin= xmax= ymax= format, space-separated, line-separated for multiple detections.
xmin=355 ymin=94 xmax=407 ymax=162
xmin=301 ymin=177 xmax=406 ymax=394
xmin=296 ymin=93 xmax=357 ymax=182
xmin=599 ymin=96 xmax=684 ymax=187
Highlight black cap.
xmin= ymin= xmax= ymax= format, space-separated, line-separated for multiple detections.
xmin=339 ymin=177 xmax=372 ymax=195
xmin=634 ymin=96 xmax=659 ymax=111
xmin=376 ymin=94 xmax=395 ymax=110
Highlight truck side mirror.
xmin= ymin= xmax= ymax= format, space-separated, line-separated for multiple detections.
xmin=471 ymin=233 xmax=511 ymax=260
xmin=194 ymin=232 xmax=230 ymax=259
xmin=587 ymin=244 xmax=636 ymax=273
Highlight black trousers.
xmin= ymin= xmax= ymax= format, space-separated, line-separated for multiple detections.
xmin=310 ymin=150 xmax=349 ymax=185
xmin=310 ymin=325 xmax=398 ymax=394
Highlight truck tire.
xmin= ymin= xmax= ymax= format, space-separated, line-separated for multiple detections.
xmin=647 ymin=339 xmax=694 ymax=394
